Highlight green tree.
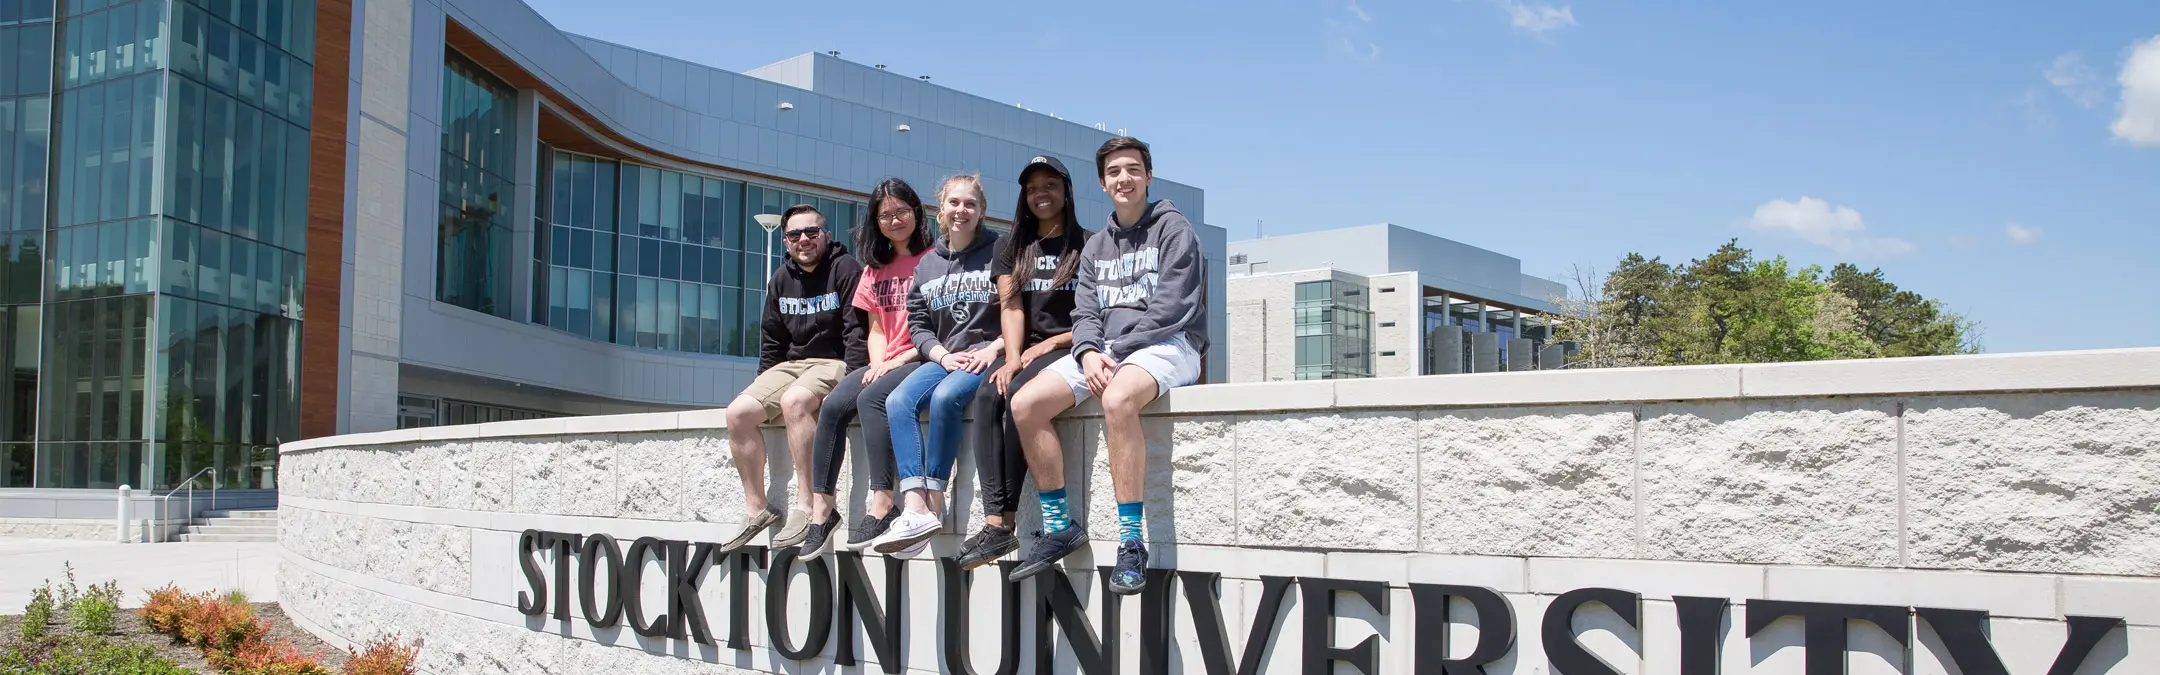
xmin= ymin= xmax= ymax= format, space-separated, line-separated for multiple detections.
xmin=1551 ymin=240 xmax=1979 ymax=368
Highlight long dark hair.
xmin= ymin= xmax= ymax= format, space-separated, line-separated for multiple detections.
xmin=856 ymin=178 xmax=932 ymax=268
xmin=995 ymin=170 xmax=1085 ymax=308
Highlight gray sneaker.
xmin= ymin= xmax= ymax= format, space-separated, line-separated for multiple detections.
xmin=771 ymin=507 xmax=814 ymax=548
xmin=719 ymin=509 xmax=782 ymax=551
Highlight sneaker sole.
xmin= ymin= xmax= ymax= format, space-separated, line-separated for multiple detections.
xmin=871 ymin=523 xmax=943 ymax=555
xmin=1107 ymin=580 xmax=1146 ymax=596
xmin=717 ymin=515 xmax=780 ymax=551
xmin=798 ymin=537 xmax=834 ymax=562
xmin=1010 ymin=541 xmax=1086 ymax=580
xmin=958 ymin=539 xmax=1020 ymax=571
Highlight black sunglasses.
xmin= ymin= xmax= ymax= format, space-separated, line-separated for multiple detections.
xmin=783 ymin=228 xmax=823 ymax=241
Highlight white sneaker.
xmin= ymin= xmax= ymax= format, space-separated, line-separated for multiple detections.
xmin=871 ymin=510 xmax=943 ymax=555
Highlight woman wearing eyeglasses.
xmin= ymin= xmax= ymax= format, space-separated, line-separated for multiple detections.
xmin=799 ymin=177 xmax=934 ymax=559
xmin=864 ymin=173 xmax=1002 ymax=555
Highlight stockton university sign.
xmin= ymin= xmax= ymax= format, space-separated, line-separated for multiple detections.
xmin=512 ymin=530 xmax=2127 ymax=675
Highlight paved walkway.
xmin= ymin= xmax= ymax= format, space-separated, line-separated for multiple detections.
xmin=0 ymin=538 xmax=279 ymax=610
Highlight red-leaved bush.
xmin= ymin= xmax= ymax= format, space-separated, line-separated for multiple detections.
xmin=343 ymin=635 xmax=421 ymax=675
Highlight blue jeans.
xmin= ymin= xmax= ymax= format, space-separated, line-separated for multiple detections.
xmin=887 ymin=362 xmax=986 ymax=492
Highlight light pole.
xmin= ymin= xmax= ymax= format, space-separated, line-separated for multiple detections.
xmin=753 ymin=213 xmax=782 ymax=307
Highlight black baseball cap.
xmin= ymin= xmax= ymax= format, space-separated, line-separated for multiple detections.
xmin=1019 ymin=155 xmax=1071 ymax=185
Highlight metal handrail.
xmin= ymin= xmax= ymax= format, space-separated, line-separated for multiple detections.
xmin=154 ymin=468 xmax=218 ymax=543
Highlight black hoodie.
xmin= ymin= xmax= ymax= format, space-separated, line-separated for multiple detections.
xmin=907 ymin=228 xmax=1003 ymax=358
xmin=759 ymin=240 xmax=867 ymax=373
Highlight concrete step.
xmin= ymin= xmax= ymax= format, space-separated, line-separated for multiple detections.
xmin=202 ymin=509 xmax=279 ymax=520
xmin=178 ymin=532 xmax=278 ymax=543
xmin=188 ymin=524 xmax=279 ymax=536
xmin=198 ymin=516 xmax=278 ymax=528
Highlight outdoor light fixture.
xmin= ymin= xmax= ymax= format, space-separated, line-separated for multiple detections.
xmin=778 ymin=102 xmax=794 ymax=111
xmin=896 ymin=124 xmax=911 ymax=133
xmin=753 ymin=214 xmax=783 ymax=306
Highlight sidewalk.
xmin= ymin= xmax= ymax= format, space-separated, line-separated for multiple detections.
xmin=0 ymin=538 xmax=279 ymax=610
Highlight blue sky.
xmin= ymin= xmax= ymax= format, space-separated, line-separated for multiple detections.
xmin=524 ymin=0 xmax=2160 ymax=355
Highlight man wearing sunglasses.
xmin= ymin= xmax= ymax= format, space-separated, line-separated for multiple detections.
xmin=720 ymin=204 xmax=869 ymax=551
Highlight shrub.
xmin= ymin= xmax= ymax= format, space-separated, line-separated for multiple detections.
xmin=1 ymin=635 xmax=190 ymax=674
xmin=71 ymin=579 xmax=124 ymax=635
xmin=213 ymin=636 xmax=335 ymax=675
xmin=20 ymin=582 xmax=55 ymax=642
xmin=343 ymin=635 xmax=420 ymax=675
xmin=224 ymin=590 xmax=251 ymax=605
xmin=180 ymin=595 xmax=262 ymax=654
xmin=139 ymin=584 xmax=200 ymax=635
xmin=56 ymin=562 xmax=82 ymax=611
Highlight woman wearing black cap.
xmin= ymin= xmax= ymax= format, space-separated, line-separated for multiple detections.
xmin=953 ymin=156 xmax=1089 ymax=570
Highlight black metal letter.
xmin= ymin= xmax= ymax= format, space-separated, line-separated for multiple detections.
xmin=1181 ymin=573 xmax=1296 ymax=675
xmin=724 ymin=546 xmax=767 ymax=651
xmin=1137 ymin=568 xmax=1179 ymax=675
xmin=1409 ymin=583 xmax=1515 ymax=675
xmin=1674 ymin=596 xmax=1728 ymax=675
xmin=1299 ymin=576 xmax=1389 ymax=675
xmin=764 ymin=547 xmax=834 ymax=661
xmin=1035 ymin=566 xmax=1121 ymax=674
xmin=621 ymin=536 xmax=671 ymax=638
xmin=577 ymin=534 xmax=625 ymax=627
xmin=941 ymin=558 xmax=1023 ymax=675
xmin=1745 ymin=599 xmax=1910 ymax=675
xmin=547 ymin=532 xmax=580 ymax=621
xmin=516 ymin=530 xmax=547 ymax=616
xmin=833 ymin=552 xmax=905 ymax=672
xmin=1542 ymin=587 xmax=1640 ymax=675
xmin=665 ymin=541 xmax=718 ymax=644
xmin=1917 ymin=608 xmax=2124 ymax=675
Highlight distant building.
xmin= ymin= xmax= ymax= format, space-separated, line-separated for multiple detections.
xmin=1226 ymin=224 xmax=1567 ymax=381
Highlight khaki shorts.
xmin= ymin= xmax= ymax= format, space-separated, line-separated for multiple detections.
xmin=739 ymin=359 xmax=847 ymax=422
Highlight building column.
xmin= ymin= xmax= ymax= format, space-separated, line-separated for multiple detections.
xmin=1477 ymin=301 xmax=1488 ymax=333
xmin=508 ymin=90 xmax=540 ymax=324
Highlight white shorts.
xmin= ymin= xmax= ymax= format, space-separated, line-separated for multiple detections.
xmin=1045 ymin=334 xmax=1203 ymax=404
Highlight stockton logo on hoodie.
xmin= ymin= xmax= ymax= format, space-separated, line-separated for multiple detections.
xmin=919 ymin=269 xmax=996 ymax=325
xmin=775 ymin=292 xmax=840 ymax=316
xmin=1093 ymin=247 xmax=1163 ymax=307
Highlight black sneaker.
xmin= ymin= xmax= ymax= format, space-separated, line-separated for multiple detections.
xmin=956 ymin=524 xmax=1018 ymax=571
xmin=1107 ymin=540 xmax=1148 ymax=595
xmin=842 ymin=510 xmax=897 ymax=552
xmin=798 ymin=512 xmax=842 ymax=562
xmin=1010 ymin=524 xmax=1088 ymax=581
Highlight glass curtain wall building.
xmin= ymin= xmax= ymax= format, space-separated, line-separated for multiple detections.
xmin=1292 ymin=279 xmax=1373 ymax=380
xmin=0 ymin=0 xmax=313 ymax=489
xmin=529 ymin=146 xmax=861 ymax=357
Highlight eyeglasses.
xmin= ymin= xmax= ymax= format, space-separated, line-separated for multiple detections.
xmin=783 ymin=228 xmax=822 ymax=242
xmin=877 ymin=210 xmax=913 ymax=225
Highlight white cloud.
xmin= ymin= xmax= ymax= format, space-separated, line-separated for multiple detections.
xmin=1325 ymin=0 xmax=1382 ymax=62
xmin=2006 ymin=223 xmax=2042 ymax=245
xmin=2114 ymin=34 xmax=2160 ymax=147
xmin=1742 ymin=197 xmax=1915 ymax=257
xmin=1503 ymin=0 xmax=1576 ymax=34
xmin=2046 ymin=52 xmax=2103 ymax=108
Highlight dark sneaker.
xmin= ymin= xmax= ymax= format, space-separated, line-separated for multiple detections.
xmin=842 ymin=511 xmax=897 ymax=552
xmin=1010 ymin=524 xmax=1088 ymax=581
xmin=1107 ymin=540 xmax=1149 ymax=595
xmin=718 ymin=509 xmax=782 ymax=552
xmin=797 ymin=512 xmax=842 ymax=562
xmin=956 ymin=524 xmax=1018 ymax=571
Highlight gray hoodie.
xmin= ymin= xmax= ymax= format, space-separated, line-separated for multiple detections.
xmin=1072 ymin=200 xmax=1209 ymax=361
xmin=907 ymin=228 xmax=1003 ymax=358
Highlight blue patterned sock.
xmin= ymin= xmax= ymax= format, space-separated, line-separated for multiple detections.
xmin=1040 ymin=488 xmax=1071 ymax=533
xmin=1118 ymin=502 xmax=1144 ymax=543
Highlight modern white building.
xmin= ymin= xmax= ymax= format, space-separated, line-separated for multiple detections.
xmin=1227 ymin=224 xmax=1566 ymax=381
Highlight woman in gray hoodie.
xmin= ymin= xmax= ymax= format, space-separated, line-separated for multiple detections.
xmin=866 ymin=174 xmax=1004 ymax=554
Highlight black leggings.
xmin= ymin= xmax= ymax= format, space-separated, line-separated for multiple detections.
xmin=967 ymin=347 xmax=1069 ymax=515
xmin=810 ymin=362 xmax=927 ymax=495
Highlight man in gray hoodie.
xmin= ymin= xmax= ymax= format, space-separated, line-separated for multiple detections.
xmin=1008 ymin=137 xmax=1207 ymax=596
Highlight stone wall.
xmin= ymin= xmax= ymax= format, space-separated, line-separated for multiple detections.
xmin=277 ymin=348 xmax=2160 ymax=674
